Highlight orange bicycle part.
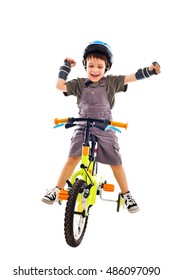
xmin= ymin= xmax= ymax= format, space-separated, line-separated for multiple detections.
xmin=58 ymin=190 xmax=69 ymax=200
xmin=54 ymin=118 xmax=69 ymax=125
xmin=110 ymin=120 xmax=128 ymax=129
xmin=103 ymin=183 xmax=115 ymax=192
xmin=82 ymin=146 xmax=89 ymax=156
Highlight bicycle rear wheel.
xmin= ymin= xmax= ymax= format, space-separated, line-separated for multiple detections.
xmin=64 ymin=180 xmax=89 ymax=247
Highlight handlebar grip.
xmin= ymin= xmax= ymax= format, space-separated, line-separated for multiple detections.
xmin=110 ymin=121 xmax=128 ymax=129
xmin=54 ymin=118 xmax=69 ymax=125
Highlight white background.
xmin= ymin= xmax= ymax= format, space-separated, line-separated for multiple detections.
xmin=0 ymin=0 xmax=172 ymax=279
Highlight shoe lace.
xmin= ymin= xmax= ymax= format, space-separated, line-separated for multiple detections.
xmin=45 ymin=188 xmax=62 ymax=205
xmin=45 ymin=188 xmax=56 ymax=199
xmin=123 ymin=193 xmax=136 ymax=208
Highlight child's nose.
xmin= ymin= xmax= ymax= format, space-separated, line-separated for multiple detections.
xmin=93 ymin=67 xmax=98 ymax=72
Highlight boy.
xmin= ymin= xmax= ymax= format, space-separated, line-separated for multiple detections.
xmin=42 ymin=41 xmax=160 ymax=213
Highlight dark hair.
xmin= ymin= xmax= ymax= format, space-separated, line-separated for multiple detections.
xmin=85 ymin=51 xmax=108 ymax=67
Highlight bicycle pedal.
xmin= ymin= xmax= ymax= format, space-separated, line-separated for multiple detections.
xmin=103 ymin=183 xmax=114 ymax=192
xmin=58 ymin=190 xmax=69 ymax=200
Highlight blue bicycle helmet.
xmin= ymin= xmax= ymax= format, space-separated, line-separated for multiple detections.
xmin=82 ymin=40 xmax=113 ymax=71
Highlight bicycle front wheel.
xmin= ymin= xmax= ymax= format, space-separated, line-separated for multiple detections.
xmin=64 ymin=180 xmax=89 ymax=247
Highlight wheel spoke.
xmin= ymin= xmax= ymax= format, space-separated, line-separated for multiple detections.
xmin=73 ymin=203 xmax=86 ymax=240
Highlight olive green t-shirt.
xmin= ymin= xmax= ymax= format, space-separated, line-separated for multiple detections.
xmin=64 ymin=75 xmax=127 ymax=109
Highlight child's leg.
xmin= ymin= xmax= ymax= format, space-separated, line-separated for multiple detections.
xmin=42 ymin=157 xmax=80 ymax=204
xmin=110 ymin=164 xmax=128 ymax=194
xmin=110 ymin=164 xmax=139 ymax=213
xmin=56 ymin=156 xmax=81 ymax=189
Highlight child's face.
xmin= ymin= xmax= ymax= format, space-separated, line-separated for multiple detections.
xmin=86 ymin=57 xmax=106 ymax=82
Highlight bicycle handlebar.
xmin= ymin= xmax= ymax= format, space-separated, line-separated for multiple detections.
xmin=54 ymin=117 xmax=128 ymax=129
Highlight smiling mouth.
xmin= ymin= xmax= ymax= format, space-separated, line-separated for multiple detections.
xmin=91 ymin=74 xmax=100 ymax=78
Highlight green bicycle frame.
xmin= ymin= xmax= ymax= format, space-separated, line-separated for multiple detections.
xmin=70 ymin=143 xmax=99 ymax=213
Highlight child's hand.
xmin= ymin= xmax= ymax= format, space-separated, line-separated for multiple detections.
xmin=149 ymin=62 xmax=161 ymax=74
xmin=65 ymin=57 xmax=76 ymax=67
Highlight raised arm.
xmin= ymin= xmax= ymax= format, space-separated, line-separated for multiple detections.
xmin=56 ymin=58 xmax=76 ymax=92
xmin=124 ymin=62 xmax=161 ymax=85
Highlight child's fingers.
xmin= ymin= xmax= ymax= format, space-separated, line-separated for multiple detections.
xmin=65 ymin=57 xmax=76 ymax=66
xmin=149 ymin=63 xmax=161 ymax=74
xmin=154 ymin=65 xmax=161 ymax=74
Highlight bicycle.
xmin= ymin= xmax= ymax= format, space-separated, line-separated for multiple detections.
xmin=54 ymin=117 xmax=128 ymax=247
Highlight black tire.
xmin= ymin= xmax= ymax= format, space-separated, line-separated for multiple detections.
xmin=64 ymin=180 xmax=89 ymax=247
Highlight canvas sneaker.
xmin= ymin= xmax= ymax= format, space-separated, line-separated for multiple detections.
xmin=121 ymin=191 xmax=139 ymax=213
xmin=42 ymin=187 xmax=60 ymax=205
